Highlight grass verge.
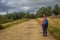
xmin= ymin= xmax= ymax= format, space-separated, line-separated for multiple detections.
xmin=0 ymin=18 xmax=30 ymax=30
xmin=48 ymin=25 xmax=60 ymax=40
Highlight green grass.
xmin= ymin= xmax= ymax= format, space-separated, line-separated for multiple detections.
xmin=48 ymin=25 xmax=60 ymax=40
xmin=1 ymin=18 xmax=30 ymax=29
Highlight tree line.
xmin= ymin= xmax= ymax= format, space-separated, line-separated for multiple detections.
xmin=36 ymin=4 xmax=60 ymax=17
xmin=0 ymin=12 xmax=36 ymax=24
xmin=0 ymin=4 xmax=60 ymax=24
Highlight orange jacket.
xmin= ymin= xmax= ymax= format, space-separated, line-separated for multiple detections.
xmin=41 ymin=18 xmax=44 ymax=26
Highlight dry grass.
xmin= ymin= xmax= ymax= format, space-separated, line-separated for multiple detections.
xmin=48 ymin=18 xmax=60 ymax=29
xmin=48 ymin=17 xmax=60 ymax=40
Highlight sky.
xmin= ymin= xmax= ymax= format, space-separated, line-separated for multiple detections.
xmin=0 ymin=0 xmax=60 ymax=14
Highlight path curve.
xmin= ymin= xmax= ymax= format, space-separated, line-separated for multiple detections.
xmin=0 ymin=19 xmax=56 ymax=40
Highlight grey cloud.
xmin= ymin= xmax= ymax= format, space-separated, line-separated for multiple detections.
xmin=55 ymin=0 xmax=60 ymax=2
xmin=0 ymin=0 xmax=60 ymax=13
xmin=0 ymin=0 xmax=16 ymax=12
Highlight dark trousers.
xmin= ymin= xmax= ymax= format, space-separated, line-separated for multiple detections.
xmin=42 ymin=24 xmax=48 ymax=36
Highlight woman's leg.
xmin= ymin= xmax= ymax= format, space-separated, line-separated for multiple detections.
xmin=43 ymin=25 xmax=48 ymax=36
xmin=42 ymin=26 xmax=45 ymax=36
xmin=44 ymin=25 xmax=48 ymax=36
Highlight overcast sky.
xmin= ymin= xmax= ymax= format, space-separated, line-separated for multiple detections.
xmin=0 ymin=0 xmax=60 ymax=14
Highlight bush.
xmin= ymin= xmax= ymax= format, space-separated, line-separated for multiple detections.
xmin=0 ymin=25 xmax=4 ymax=30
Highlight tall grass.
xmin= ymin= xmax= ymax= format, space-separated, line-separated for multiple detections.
xmin=48 ymin=17 xmax=60 ymax=40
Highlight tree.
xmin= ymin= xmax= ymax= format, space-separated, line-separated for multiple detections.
xmin=53 ymin=4 xmax=60 ymax=15
xmin=36 ymin=6 xmax=53 ymax=17
xmin=36 ymin=7 xmax=47 ymax=17
xmin=24 ymin=13 xmax=30 ymax=18
xmin=46 ymin=6 xmax=52 ymax=16
xmin=29 ymin=14 xmax=36 ymax=19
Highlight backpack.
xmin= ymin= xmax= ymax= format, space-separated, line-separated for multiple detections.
xmin=44 ymin=18 xmax=48 ymax=25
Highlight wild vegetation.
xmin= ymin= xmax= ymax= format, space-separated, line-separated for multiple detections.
xmin=48 ymin=16 xmax=60 ymax=40
xmin=0 ymin=12 xmax=36 ymax=29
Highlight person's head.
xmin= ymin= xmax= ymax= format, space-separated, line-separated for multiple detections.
xmin=42 ymin=14 xmax=46 ymax=18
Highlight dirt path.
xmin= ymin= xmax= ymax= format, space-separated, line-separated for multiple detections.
xmin=0 ymin=20 xmax=56 ymax=40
